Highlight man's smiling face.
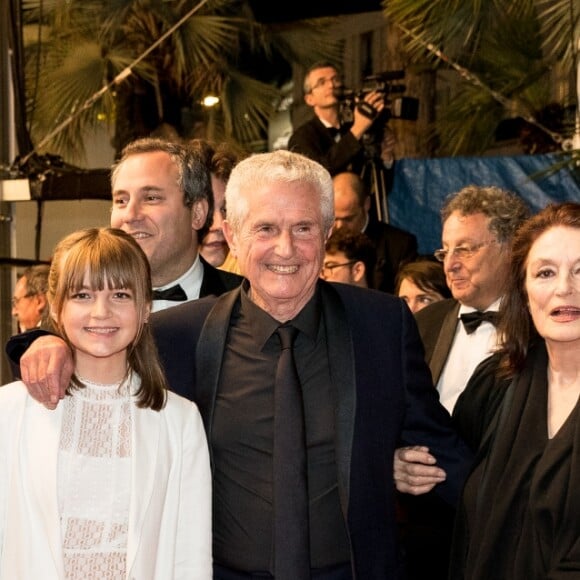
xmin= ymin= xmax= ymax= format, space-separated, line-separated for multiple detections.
xmin=110 ymin=151 xmax=206 ymax=286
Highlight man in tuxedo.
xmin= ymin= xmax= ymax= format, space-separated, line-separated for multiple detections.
xmin=11 ymin=151 xmax=471 ymax=579
xmin=333 ymin=171 xmax=417 ymax=294
xmin=398 ymin=185 xmax=530 ymax=580
xmin=415 ymin=185 xmax=530 ymax=412
xmin=287 ymin=61 xmax=387 ymax=176
xmin=111 ymin=138 xmax=242 ymax=312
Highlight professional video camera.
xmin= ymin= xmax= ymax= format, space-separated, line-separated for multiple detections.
xmin=335 ymin=70 xmax=419 ymax=164
xmin=335 ymin=71 xmax=420 ymax=223
xmin=335 ymin=70 xmax=419 ymax=125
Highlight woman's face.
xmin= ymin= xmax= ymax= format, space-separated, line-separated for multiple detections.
xmin=526 ymin=225 xmax=580 ymax=348
xmin=398 ymin=277 xmax=445 ymax=313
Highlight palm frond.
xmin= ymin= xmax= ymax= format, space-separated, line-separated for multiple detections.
xmin=30 ymin=42 xmax=110 ymax=161
xmin=20 ymin=0 xmax=343 ymax=158
xmin=220 ymin=71 xmax=280 ymax=145
xmin=537 ymin=0 xmax=579 ymax=70
xmin=253 ymin=18 xmax=343 ymax=66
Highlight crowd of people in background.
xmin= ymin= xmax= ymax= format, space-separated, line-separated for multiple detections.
xmin=2 ymin=59 xmax=579 ymax=580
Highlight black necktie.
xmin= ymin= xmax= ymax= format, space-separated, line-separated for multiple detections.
xmin=152 ymin=284 xmax=187 ymax=302
xmin=460 ymin=311 xmax=499 ymax=334
xmin=273 ymin=324 xmax=310 ymax=579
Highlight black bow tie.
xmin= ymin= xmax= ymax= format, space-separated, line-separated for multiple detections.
xmin=460 ymin=311 xmax=499 ymax=334
xmin=152 ymin=284 xmax=187 ymax=302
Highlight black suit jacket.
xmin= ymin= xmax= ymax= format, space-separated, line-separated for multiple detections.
xmin=151 ymin=281 xmax=472 ymax=579
xmin=364 ymin=218 xmax=418 ymax=294
xmin=414 ymin=298 xmax=460 ymax=386
xmin=199 ymin=255 xmax=243 ymax=298
xmin=287 ymin=116 xmax=365 ymax=176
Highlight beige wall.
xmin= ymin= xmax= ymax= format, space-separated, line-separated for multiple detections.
xmin=13 ymin=199 xmax=112 ymax=261
xmin=13 ymin=124 xmax=115 ymax=260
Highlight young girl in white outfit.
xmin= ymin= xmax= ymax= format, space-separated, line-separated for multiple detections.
xmin=0 ymin=227 xmax=212 ymax=579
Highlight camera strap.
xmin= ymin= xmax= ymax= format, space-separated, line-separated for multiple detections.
xmin=356 ymin=101 xmax=379 ymax=120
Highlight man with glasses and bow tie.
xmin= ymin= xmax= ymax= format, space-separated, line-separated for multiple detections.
xmin=396 ymin=184 xmax=530 ymax=580
xmin=416 ymin=185 xmax=530 ymax=413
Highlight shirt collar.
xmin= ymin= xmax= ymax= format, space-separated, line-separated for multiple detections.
xmin=151 ymin=255 xmax=203 ymax=312
xmin=240 ymin=280 xmax=321 ymax=350
xmin=458 ymin=296 xmax=503 ymax=316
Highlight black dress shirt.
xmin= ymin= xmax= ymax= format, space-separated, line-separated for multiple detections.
xmin=211 ymin=283 xmax=350 ymax=572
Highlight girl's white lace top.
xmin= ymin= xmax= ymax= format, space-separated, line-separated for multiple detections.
xmin=58 ymin=377 xmax=132 ymax=579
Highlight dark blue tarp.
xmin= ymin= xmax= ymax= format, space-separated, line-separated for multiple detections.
xmin=388 ymin=153 xmax=580 ymax=254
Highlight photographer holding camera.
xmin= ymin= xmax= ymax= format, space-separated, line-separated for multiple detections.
xmin=288 ymin=61 xmax=392 ymax=176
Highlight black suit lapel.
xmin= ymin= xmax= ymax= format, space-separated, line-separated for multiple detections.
xmin=429 ymin=302 xmax=460 ymax=384
xmin=196 ymin=287 xmax=241 ymax=449
xmin=199 ymin=256 xmax=220 ymax=297
xmin=320 ymin=282 xmax=356 ymax=513
xmin=199 ymin=255 xmax=243 ymax=298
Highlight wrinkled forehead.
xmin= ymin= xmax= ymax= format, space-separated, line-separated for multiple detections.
xmin=442 ymin=211 xmax=492 ymax=241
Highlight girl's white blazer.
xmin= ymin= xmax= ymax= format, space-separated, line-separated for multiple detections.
xmin=0 ymin=381 xmax=212 ymax=579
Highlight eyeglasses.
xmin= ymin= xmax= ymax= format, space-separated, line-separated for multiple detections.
xmin=434 ymin=240 xmax=496 ymax=263
xmin=321 ymin=260 xmax=356 ymax=276
xmin=309 ymin=75 xmax=342 ymax=92
xmin=11 ymin=293 xmax=35 ymax=307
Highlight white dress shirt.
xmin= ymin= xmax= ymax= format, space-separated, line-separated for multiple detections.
xmin=151 ymin=255 xmax=204 ymax=313
xmin=436 ymin=298 xmax=502 ymax=414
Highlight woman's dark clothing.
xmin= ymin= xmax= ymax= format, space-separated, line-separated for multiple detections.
xmin=451 ymin=341 xmax=580 ymax=579
xmin=452 ymin=352 xmax=512 ymax=452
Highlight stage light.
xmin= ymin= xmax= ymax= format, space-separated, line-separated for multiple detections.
xmin=202 ymin=95 xmax=220 ymax=108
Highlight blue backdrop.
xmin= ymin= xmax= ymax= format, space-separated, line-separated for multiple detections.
xmin=387 ymin=153 xmax=580 ymax=255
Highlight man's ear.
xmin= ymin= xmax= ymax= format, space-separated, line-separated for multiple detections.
xmin=325 ymin=225 xmax=334 ymax=243
xmin=363 ymin=195 xmax=372 ymax=214
xmin=304 ymin=92 xmax=315 ymax=107
xmin=352 ymin=261 xmax=366 ymax=284
xmin=191 ymin=199 xmax=209 ymax=230
xmin=36 ymin=294 xmax=48 ymax=312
